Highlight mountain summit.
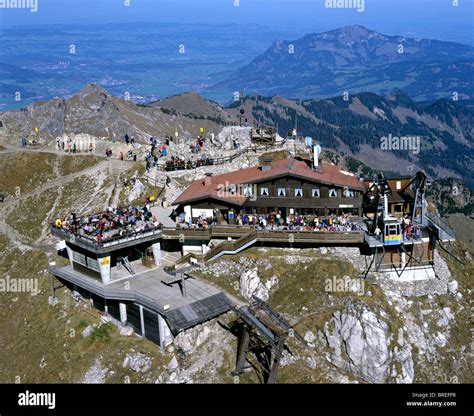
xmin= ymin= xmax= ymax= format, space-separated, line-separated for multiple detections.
xmin=210 ymin=25 xmax=474 ymax=100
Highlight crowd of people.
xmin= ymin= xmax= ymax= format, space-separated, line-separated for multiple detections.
xmin=190 ymin=135 xmax=206 ymax=154
xmin=21 ymin=136 xmax=42 ymax=147
xmin=164 ymin=154 xmax=215 ymax=171
xmin=120 ymin=149 xmax=137 ymax=161
xmin=142 ymin=137 xmax=167 ymax=173
xmin=400 ymin=214 xmax=422 ymax=240
xmin=236 ymin=212 xmax=360 ymax=232
xmin=370 ymin=214 xmax=423 ymax=241
xmin=55 ymin=137 xmax=94 ymax=153
xmin=54 ymin=204 xmax=162 ymax=242
xmin=178 ymin=212 xmax=360 ymax=232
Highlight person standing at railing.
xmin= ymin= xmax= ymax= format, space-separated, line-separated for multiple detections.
xmin=415 ymin=226 xmax=421 ymax=240
xmin=374 ymin=226 xmax=381 ymax=240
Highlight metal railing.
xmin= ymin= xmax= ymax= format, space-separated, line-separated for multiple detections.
xmin=51 ymin=225 xmax=163 ymax=250
xmin=425 ymin=212 xmax=455 ymax=240
xmin=162 ymin=226 xmax=363 ymax=242
xmin=174 ymin=227 xmax=363 ymax=264
xmin=157 ymin=139 xmax=287 ymax=172
xmin=49 ymin=265 xmax=168 ymax=314
xmin=204 ymin=230 xmax=258 ymax=261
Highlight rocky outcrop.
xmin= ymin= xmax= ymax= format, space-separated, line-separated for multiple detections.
xmin=239 ymin=267 xmax=279 ymax=301
xmin=174 ymin=323 xmax=214 ymax=355
xmin=323 ymin=302 xmax=392 ymax=383
xmin=128 ymin=179 xmax=145 ymax=204
xmin=122 ymin=351 xmax=152 ymax=373
xmin=392 ymin=328 xmax=415 ymax=384
xmin=82 ymin=358 xmax=109 ymax=384
xmin=156 ymin=319 xmax=234 ymax=384
xmin=447 ymin=280 xmax=459 ymax=294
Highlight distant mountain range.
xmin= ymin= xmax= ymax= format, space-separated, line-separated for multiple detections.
xmin=210 ymin=25 xmax=474 ymax=101
xmin=226 ymin=91 xmax=474 ymax=187
xmin=0 ymin=84 xmax=472 ymax=188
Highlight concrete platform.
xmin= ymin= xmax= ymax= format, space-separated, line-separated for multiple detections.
xmin=50 ymin=264 xmax=232 ymax=334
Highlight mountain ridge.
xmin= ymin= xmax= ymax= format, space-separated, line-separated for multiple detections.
xmin=210 ymin=25 xmax=474 ymax=101
xmin=0 ymin=84 xmax=472 ymax=187
xmin=0 ymin=84 xmax=228 ymax=142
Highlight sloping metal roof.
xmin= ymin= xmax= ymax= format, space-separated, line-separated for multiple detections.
xmin=164 ymin=293 xmax=232 ymax=335
xmin=173 ymin=157 xmax=366 ymax=206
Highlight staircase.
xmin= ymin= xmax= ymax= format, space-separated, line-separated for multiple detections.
xmin=174 ymin=231 xmax=258 ymax=266
xmin=161 ymin=251 xmax=183 ymax=268
xmin=119 ymin=257 xmax=135 ymax=275
xmin=204 ymin=231 xmax=258 ymax=262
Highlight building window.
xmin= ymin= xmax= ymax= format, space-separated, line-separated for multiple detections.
xmin=277 ymin=188 xmax=286 ymax=197
xmin=243 ymin=184 xmax=253 ymax=197
xmin=260 ymin=187 xmax=269 ymax=197
xmin=312 ymin=188 xmax=320 ymax=198
xmin=396 ymin=181 xmax=402 ymax=190
xmin=329 ymin=188 xmax=337 ymax=198
xmin=344 ymin=188 xmax=354 ymax=198
xmin=294 ymin=188 xmax=303 ymax=197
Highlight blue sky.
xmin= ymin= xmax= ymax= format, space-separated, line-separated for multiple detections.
xmin=0 ymin=0 xmax=473 ymax=44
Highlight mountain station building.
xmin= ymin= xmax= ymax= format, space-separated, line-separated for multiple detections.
xmin=173 ymin=157 xmax=367 ymax=223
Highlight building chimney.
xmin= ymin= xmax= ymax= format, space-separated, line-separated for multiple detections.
xmin=313 ymin=144 xmax=321 ymax=171
xmin=261 ymin=156 xmax=273 ymax=172
xmin=204 ymin=172 xmax=213 ymax=186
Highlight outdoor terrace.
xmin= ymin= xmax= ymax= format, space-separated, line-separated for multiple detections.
xmin=51 ymin=225 xmax=163 ymax=254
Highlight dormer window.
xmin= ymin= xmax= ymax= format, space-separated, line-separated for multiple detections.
xmin=344 ymin=188 xmax=354 ymax=198
xmin=243 ymin=184 xmax=253 ymax=196
xmin=329 ymin=188 xmax=337 ymax=198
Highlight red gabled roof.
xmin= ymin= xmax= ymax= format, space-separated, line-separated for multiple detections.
xmin=173 ymin=157 xmax=366 ymax=206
